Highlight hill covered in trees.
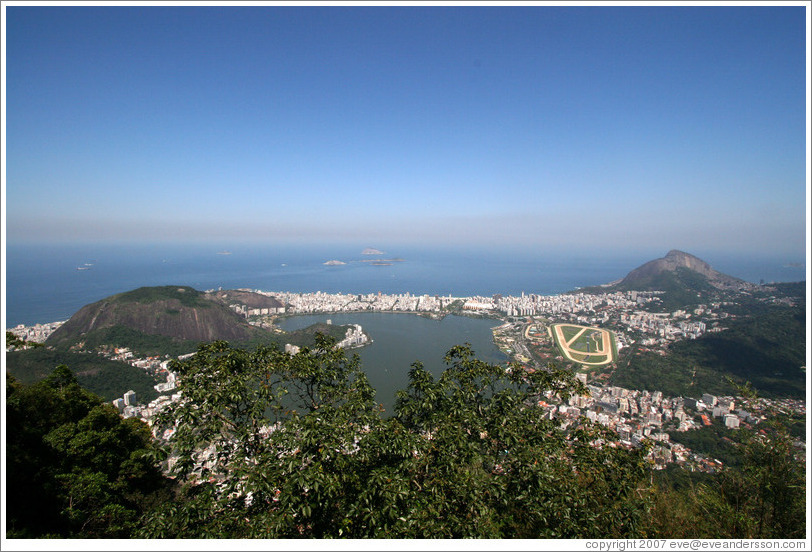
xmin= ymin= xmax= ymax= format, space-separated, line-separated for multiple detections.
xmin=609 ymin=301 xmax=806 ymax=399
xmin=46 ymin=286 xmax=271 ymax=351
xmin=576 ymin=250 xmax=761 ymax=311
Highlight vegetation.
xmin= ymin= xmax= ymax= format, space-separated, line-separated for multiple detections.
xmin=59 ymin=324 xmax=202 ymax=358
xmin=578 ymin=266 xmax=716 ymax=311
xmin=442 ymin=299 xmax=465 ymax=312
xmin=633 ymin=267 xmax=717 ymax=311
xmin=113 ymin=285 xmax=210 ymax=308
xmin=139 ymin=336 xmax=653 ymax=538
xmin=5 ymin=337 xmax=805 ymax=539
xmin=240 ymin=321 xmax=351 ymax=351
xmin=668 ymin=420 xmax=745 ymax=468
xmin=10 ymin=318 xmax=362 ymax=404
xmin=6 ymin=330 xmax=44 ymax=350
xmin=5 ymin=367 xmax=174 ymax=538
xmin=643 ymin=391 xmax=805 ymax=539
xmin=5 ymin=347 xmax=161 ymax=402
xmin=612 ymin=304 xmax=806 ymax=399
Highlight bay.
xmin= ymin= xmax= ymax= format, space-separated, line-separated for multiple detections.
xmin=276 ymin=312 xmax=508 ymax=415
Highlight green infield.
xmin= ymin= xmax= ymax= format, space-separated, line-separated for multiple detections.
xmin=551 ymin=323 xmax=616 ymax=366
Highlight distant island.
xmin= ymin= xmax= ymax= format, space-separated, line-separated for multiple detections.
xmin=323 ymin=260 xmax=346 ymax=266
xmin=361 ymin=258 xmax=405 ymax=265
xmin=361 ymin=248 xmax=384 ymax=255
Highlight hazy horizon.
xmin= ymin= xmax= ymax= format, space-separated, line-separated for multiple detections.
xmin=3 ymin=3 xmax=810 ymax=260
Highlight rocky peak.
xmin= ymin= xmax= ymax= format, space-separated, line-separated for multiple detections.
xmin=620 ymin=250 xmax=744 ymax=289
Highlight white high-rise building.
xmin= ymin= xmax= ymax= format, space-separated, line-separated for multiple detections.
xmin=123 ymin=390 xmax=137 ymax=406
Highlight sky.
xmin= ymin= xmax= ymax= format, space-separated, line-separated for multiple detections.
xmin=2 ymin=2 xmax=809 ymax=258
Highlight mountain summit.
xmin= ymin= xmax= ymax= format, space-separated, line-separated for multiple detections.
xmin=46 ymin=286 xmax=268 ymax=350
xmin=619 ymin=250 xmax=745 ymax=289
xmin=597 ymin=249 xmax=758 ymax=310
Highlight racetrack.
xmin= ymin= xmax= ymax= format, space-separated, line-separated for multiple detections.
xmin=551 ymin=323 xmax=615 ymax=366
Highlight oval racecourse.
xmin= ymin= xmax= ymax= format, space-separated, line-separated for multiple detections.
xmin=549 ymin=323 xmax=616 ymax=366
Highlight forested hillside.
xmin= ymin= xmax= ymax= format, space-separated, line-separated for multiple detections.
xmin=610 ymin=304 xmax=806 ymax=399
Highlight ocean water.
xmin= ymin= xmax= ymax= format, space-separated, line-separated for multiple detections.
xmin=4 ymin=241 xmax=806 ymax=327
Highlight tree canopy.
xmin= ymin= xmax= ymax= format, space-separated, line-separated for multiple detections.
xmin=6 ymin=336 xmax=804 ymax=540
xmin=5 ymin=366 xmax=173 ymax=538
xmin=140 ymin=335 xmax=653 ymax=538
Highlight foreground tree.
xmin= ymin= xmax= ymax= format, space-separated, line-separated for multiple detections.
xmin=5 ymin=366 xmax=173 ymax=538
xmin=140 ymin=336 xmax=653 ymax=538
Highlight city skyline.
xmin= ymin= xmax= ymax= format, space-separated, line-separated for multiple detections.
xmin=3 ymin=2 xmax=809 ymax=258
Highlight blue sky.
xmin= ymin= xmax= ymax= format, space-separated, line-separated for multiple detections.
xmin=3 ymin=3 xmax=809 ymax=257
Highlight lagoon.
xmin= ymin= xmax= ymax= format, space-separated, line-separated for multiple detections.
xmin=276 ymin=312 xmax=508 ymax=415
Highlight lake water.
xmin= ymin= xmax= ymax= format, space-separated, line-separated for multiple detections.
xmin=276 ymin=312 xmax=508 ymax=415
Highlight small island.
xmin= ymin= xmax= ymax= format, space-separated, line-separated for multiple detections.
xmin=323 ymin=260 xmax=346 ymax=266
xmin=361 ymin=248 xmax=384 ymax=255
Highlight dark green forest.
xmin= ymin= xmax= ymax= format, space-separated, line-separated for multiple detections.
xmin=60 ymin=324 xmax=202 ymax=358
xmin=610 ymin=304 xmax=806 ymax=398
xmin=5 ymin=336 xmax=805 ymax=540
xmin=5 ymin=367 xmax=173 ymax=538
xmin=5 ymin=347 xmax=161 ymax=402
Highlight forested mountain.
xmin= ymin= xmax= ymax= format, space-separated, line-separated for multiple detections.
xmin=610 ymin=303 xmax=806 ymax=399
xmin=578 ymin=250 xmax=760 ymax=310
xmin=618 ymin=250 xmax=748 ymax=291
xmin=46 ymin=286 xmax=270 ymax=350
xmin=5 ymin=368 xmax=174 ymax=538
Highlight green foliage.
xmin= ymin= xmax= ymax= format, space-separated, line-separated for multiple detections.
xmin=611 ymin=304 xmax=805 ymax=398
xmin=643 ymin=381 xmax=806 ymax=539
xmin=5 ymin=368 xmax=174 ymax=538
xmin=442 ymin=299 xmax=465 ymax=312
xmin=238 ymin=321 xmax=364 ymax=352
xmin=5 ymin=347 xmax=161 ymax=402
xmin=70 ymin=324 xmax=201 ymax=357
xmin=610 ymin=346 xmax=722 ymax=398
xmin=644 ymin=422 xmax=805 ymax=538
xmin=668 ymin=421 xmax=744 ymax=468
xmin=7 ymin=320 xmax=364 ymax=405
xmin=672 ymin=305 xmax=806 ymax=397
xmin=6 ymin=331 xmax=44 ymax=350
xmin=284 ymin=322 xmax=351 ymax=347
xmin=114 ymin=285 xmax=209 ymax=308
xmin=140 ymin=338 xmax=652 ymax=538
xmin=8 ymin=337 xmax=803 ymax=539
xmin=611 ymin=267 xmax=716 ymax=311
xmin=392 ymin=346 xmax=651 ymax=538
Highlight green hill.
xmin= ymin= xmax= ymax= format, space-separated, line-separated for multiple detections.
xmin=577 ymin=250 xmax=759 ymax=311
xmin=46 ymin=285 xmax=272 ymax=353
xmin=11 ymin=286 xmax=367 ymax=402
xmin=610 ymin=304 xmax=806 ymax=399
xmin=5 ymin=347 xmax=161 ymax=402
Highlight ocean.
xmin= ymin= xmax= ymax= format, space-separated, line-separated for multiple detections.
xmin=4 ymin=241 xmax=806 ymax=328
